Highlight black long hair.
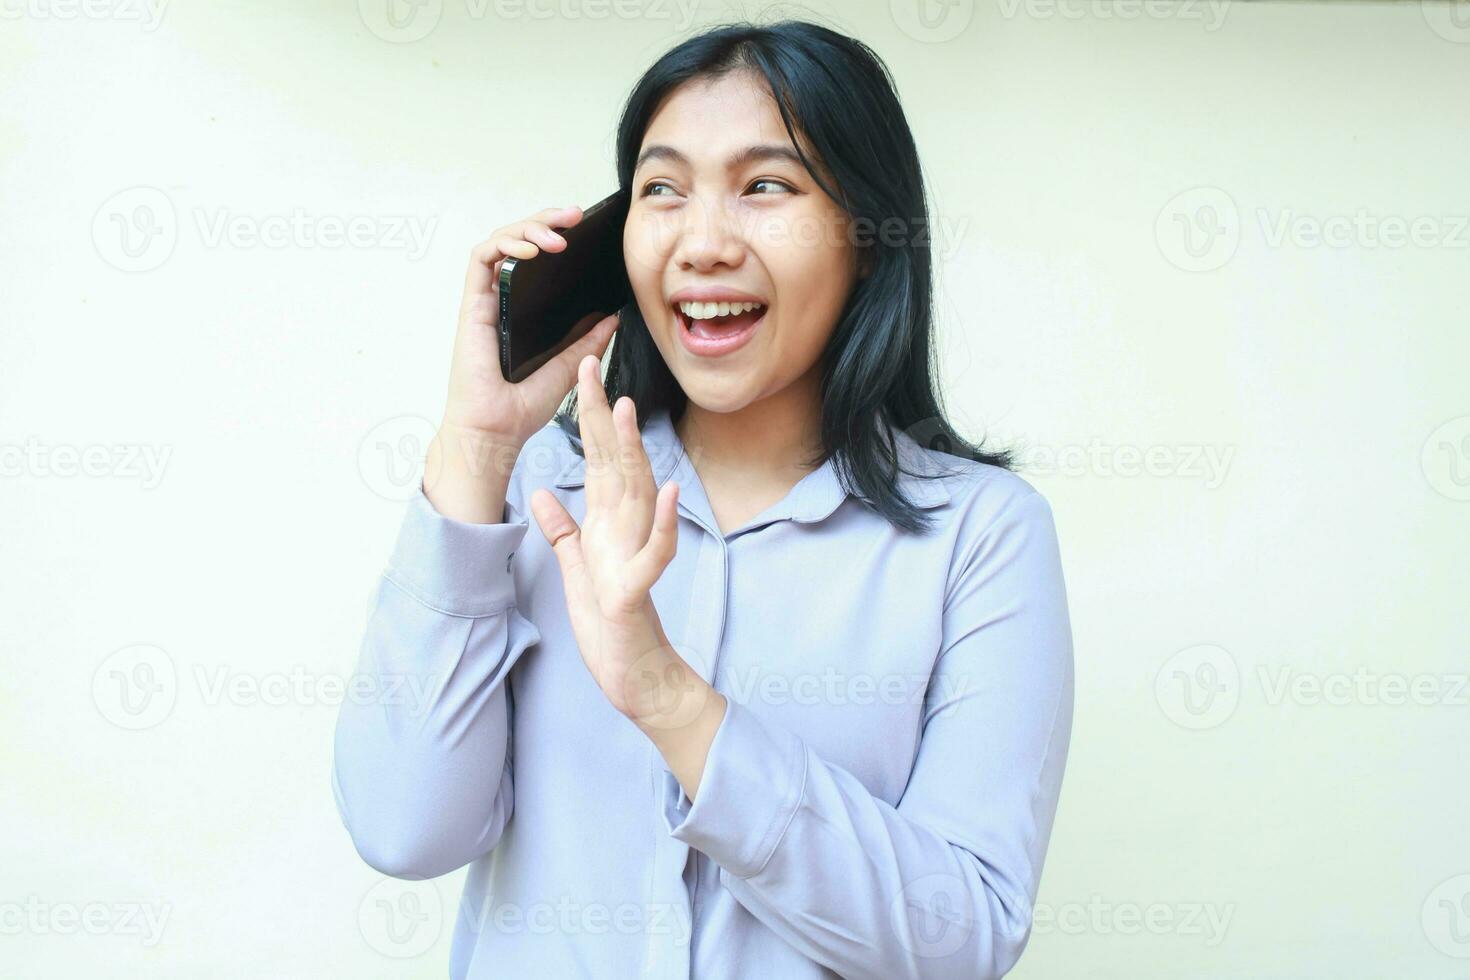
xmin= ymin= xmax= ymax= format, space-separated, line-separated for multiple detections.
xmin=552 ymin=17 xmax=1015 ymax=534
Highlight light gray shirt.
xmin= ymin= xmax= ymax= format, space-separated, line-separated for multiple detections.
xmin=332 ymin=406 xmax=1074 ymax=979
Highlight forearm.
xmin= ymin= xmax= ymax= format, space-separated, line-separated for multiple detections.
xmin=332 ymin=597 xmax=520 ymax=879
xmin=634 ymin=655 xmax=727 ymax=804
xmin=658 ymin=698 xmax=1057 ymax=980
xmin=332 ymin=478 xmax=539 ymax=879
xmin=423 ymin=421 xmax=519 ymax=524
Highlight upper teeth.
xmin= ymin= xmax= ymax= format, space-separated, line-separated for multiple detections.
xmin=678 ymin=300 xmax=765 ymax=319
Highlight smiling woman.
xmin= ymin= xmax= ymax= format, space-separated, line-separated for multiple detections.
xmin=580 ymin=22 xmax=1019 ymax=535
xmin=332 ymin=18 xmax=1074 ymax=980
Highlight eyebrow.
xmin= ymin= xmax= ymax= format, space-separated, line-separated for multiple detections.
xmin=633 ymin=142 xmax=807 ymax=175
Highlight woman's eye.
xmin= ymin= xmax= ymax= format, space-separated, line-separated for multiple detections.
xmin=639 ymin=179 xmax=793 ymax=198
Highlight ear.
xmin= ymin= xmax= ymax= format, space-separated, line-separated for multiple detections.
xmin=856 ymin=244 xmax=874 ymax=280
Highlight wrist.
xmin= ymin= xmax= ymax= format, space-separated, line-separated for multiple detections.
xmin=423 ymin=424 xmax=519 ymax=524
xmin=630 ymin=646 xmax=725 ymax=743
xmin=429 ymin=423 xmax=520 ymax=485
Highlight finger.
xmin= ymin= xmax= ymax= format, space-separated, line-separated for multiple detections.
xmin=521 ymin=220 xmax=568 ymax=251
xmin=494 ymin=224 xmax=567 ymax=291
xmin=627 ymin=480 xmax=679 ymax=594
xmin=461 ymin=206 xmax=582 ymax=310
xmin=577 ymin=353 xmax=622 ymax=509
xmin=528 ymin=487 xmax=597 ymax=609
xmin=537 ymin=204 xmax=584 ymax=229
xmin=612 ymin=396 xmax=656 ymax=536
xmin=464 ymin=237 xmax=540 ymax=318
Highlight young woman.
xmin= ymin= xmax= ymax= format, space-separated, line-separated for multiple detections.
xmin=333 ymin=20 xmax=1074 ymax=980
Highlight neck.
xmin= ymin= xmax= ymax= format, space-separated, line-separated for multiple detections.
xmin=674 ymin=377 xmax=825 ymax=483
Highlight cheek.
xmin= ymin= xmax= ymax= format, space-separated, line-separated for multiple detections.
xmin=622 ymin=255 xmax=662 ymax=321
xmin=762 ymin=235 xmax=855 ymax=323
xmin=624 ymin=211 xmax=679 ymax=271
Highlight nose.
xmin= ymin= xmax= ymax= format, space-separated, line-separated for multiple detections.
xmin=670 ymin=194 xmax=746 ymax=272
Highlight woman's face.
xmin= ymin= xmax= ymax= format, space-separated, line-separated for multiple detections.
xmin=623 ymin=70 xmax=864 ymax=415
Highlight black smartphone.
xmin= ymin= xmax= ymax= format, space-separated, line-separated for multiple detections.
xmin=497 ymin=188 xmax=632 ymax=383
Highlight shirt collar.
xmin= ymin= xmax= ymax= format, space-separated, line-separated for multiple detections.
xmin=553 ymin=407 xmax=950 ymax=529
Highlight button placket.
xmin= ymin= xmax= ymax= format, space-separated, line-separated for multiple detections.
xmin=643 ymin=447 xmax=734 ymax=979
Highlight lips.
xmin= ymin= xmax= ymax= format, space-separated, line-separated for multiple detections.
xmin=674 ymin=302 xmax=766 ymax=357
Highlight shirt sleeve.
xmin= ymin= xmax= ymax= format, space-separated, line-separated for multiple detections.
xmin=660 ymin=485 xmax=1074 ymax=980
xmin=331 ymin=479 xmax=541 ymax=880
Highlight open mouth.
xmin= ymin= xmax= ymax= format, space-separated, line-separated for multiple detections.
xmin=673 ymin=301 xmax=767 ymax=339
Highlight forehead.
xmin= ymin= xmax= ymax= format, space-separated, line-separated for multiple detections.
xmin=640 ymin=71 xmax=790 ymax=151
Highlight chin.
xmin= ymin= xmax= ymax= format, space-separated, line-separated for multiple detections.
xmin=675 ymin=381 xmax=763 ymax=416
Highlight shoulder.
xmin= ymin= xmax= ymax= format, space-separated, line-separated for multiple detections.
xmin=904 ymin=451 xmax=1066 ymax=606
xmin=903 ymin=439 xmax=1060 ymax=569
xmin=950 ymin=462 xmax=1051 ymax=523
xmin=900 ymin=430 xmax=1052 ymax=527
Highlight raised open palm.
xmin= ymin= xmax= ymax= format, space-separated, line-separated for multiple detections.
xmin=527 ymin=356 xmax=709 ymax=729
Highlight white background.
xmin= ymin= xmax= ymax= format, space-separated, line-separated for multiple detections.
xmin=2 ymin=0 xmax=1467 ymax=976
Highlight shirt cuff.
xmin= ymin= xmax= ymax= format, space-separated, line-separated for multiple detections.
xmin=382 ymin=480 xmax=531 ymax=618
xmin=660 ymin=697 xmax=809 ymax=879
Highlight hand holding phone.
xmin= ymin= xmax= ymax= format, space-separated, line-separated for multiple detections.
xmin=440 ymin=204 xmax=621 ymax=451
xmin=497 ymin=188 xmax=632 ymax=384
